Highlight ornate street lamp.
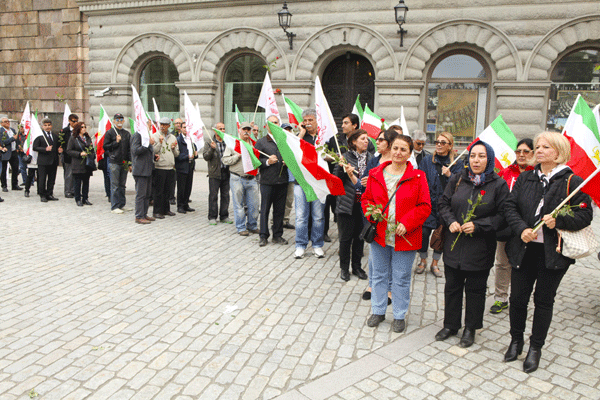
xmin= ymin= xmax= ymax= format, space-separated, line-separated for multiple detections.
xmin=278 ymin=1 xmax=296 ymax=50
xmin=394 ymin=0 xmax=409 ymax=47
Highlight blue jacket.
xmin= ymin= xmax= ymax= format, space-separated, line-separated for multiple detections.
xmin=418 ymin=153 xmax=465 ymax=229
xmin=175 ymin=134 xmax=196 ymax=174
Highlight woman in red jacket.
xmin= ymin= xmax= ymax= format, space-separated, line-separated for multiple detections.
xmin=362 ymin=135 xmax=431 ymax=333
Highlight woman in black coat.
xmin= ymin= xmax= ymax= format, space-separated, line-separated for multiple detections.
xmin=435 ymin=140 xmax=509 ymax=348
xmin=66 ymin=122 xmax=95 ymax=207
xmin=503 ymin=131 xmax=592 ymax=373
xmin=334 ymin=129 xmax=373 ymax=282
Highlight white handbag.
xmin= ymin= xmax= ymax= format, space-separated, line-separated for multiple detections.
xmin=557 ymin=226 xmax=599 ymax=259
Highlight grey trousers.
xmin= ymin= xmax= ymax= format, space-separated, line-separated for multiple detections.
xmin=134 ymin=175 xmax=152 ymax=219
xmin=283 ymin=182 xmax=294 ymax=224
xmin=493 ymin=241 xmax=511 ymax=302
xmin=63 ymin=161 xmax=74 ymax=196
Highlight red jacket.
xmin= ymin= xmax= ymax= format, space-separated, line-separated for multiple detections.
xmin=361 ymin=161 xmax=431 ymax=251
xmin=498 ymin=163 xmax=533 ymax=191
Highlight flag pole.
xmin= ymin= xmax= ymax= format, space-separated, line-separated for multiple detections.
xmin=448 ymin=148 xmax=468 ymax=168
xmin=532 ymin=165 xmax=600 ymax=234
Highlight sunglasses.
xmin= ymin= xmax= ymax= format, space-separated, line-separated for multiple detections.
xmin=414 ymin=141 xmax=426 ymax=146
xmin=376 ymin=137 xmax=386 ymax=142
xmin=115 ymin=118 xmax=124 ymax=121
xmin=434 ymin=140 xmax=449 ymax=145
xmin=515 ymin=149 xmax=532 ymax=154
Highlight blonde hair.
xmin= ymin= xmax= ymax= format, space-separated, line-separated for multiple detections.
xmin=432 ymin=131 xmax=455 ymax=163
xmin=534 ymin=131 xmax=570 ymax=165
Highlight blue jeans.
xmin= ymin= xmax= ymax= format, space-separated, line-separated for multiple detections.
xmin=294 ymin=184 xmax=325 ymax=250
xmin=109 ymin=159 xmax=128 ymax=210
xmin=230 ymin=174 xmax=259 ymax=232
xmin=370 ymin=241 xmax=416 ymax=320
xmin=368 ymin=251 xmax=392 ymax=292
xmin=19 ymin=154 xmax=27 ymax=184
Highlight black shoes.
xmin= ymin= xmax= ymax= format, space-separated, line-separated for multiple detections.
xmin=459 ymin=328 xmax=475 ymax=348
xmin=392 ymin=319 xmax=406 ymax=333
xmin=65 ymin=193 xmax=74 ymax=198
xmin=153 ymin=213 xmax=165 ymax=219
xmin=83 ymin=200 xmax=93 ymax=206
xmin=340 ymin=270 xmax=350 ymax=281
xmin=2 ymin=187 xmax=7 ymax=192
xmin=40 ymin=196 xmax=48 ymax=202
xmin=24 ymin=190 xmax=29 ymax=197
xmin=504 ymin=339 xmax=524 ymax=362
xmin=166 ymin=211 xmax=176 ymax=216
xmin=177 ymin=207 xmax=187 ymax=214
xmin=352 ymin=268 xmax=368 ymax=280
xmin=76 ymin=200 xmax=83 ymax=207
xmin=283 ymin=223 xmax=295 ymax=229
xmin=185 ymin=206 xmax=195 ymax=212
xmin=435 ymin=327 xmax=458 ymax=341
xmin=367 ymin=314 xmax=385 ymax=327
xmin=259 ymin=238 xmax=268 ymax=247
xmin=272 ymin=237 xmax=288 ymax=245
xmin=523 ymin=347 xmax=542 ymax=373
xmin=323 ymin=234 xmax=331 ymax=242
xmin=47 ymin=195 xmax=58 ymax=201
xmin=12 ymin=186 xmax=23 ymax=191
xmin=362 ymin=291 xmax=371 ymax=300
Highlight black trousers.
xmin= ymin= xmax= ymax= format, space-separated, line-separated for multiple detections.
xmin=169 ymin=172 xmax=176 ymax=201
xmin=208 ymin=169 xmax=230 ymax=220
xmin=1 ymin=152 xmax=20 ymax=189
xmin=337 ymin=202 xmax=365 ymax=272
xmin=324 ymin=194 xmax=336 ymax=236
xmin=25 ymin=168 xmax=37 ymax=193
xmin=509 ymin=243 xmax=568 ymax=348
xmin=259 ymin=183 xmax=287 ymax=239
xmin=176 ymin=170 xmax=194 ymax=209
xmin=37 ymin=163 xmax=57 ymax=198
xmin=443 ymin=265 xmax=490 ymax=331
xmin=73 ymin=172 xmax=91 ymax=202
xmin=153 ymin=169 xmax=174 ymax=215
xmin=134 ymin=175 xmax=152 ymax=219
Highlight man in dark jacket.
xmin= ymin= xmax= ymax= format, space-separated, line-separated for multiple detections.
xmin=175 ymin=122 xmax=197 ymax=214
xmin=103 ymin=113 xmax=132 ymax=213
xmin=202 ymin=122 xmax=231 ymax=224
xmin=1 ymin=116 xmax=22 ymax=192
xmin=33 ymin=118 xmax=61 ymax=202
xmin=130 ymin=124 xmax=156 ymax=224
xmin=60 ymin=113 xmax=79 ymax=198
xmin=256 ymin=115 xmax=289 ymax=246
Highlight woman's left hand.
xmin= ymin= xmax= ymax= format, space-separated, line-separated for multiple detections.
xmin=461 ymin=222 xmax=475 ymax=234
xmin=542 ymin=214 xmax=556 ymax=229
xmin=395 ymin=223 xmax=407 ymax=237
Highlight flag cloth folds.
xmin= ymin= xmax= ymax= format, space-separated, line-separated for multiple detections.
xmin=268 ymin=121 xmax=344 ymax=203
xmin=20 ymin=102 xmax=32 ymax=154
xmin=26 ymin=114 xmax=44 ymax=165
xmin=471 ymin=115 xmax=518 ymax=170
xmin=95 ymin=105 xmax=112 ymax=162
xmin=314 ymin=76 xmax=338 ymax=146
xmin=62 ymin=103 xmax=71 ymax=129
xmin=593 ymin=104 xmax=600 ymax=134
xmin=361 ymin=104 xmax=382 ymax=139
xmin=352 ymin=94 xmax=364 ymax=124
xmin=561 ymin=94 xmax=600 ymax=207
xmin=235 ymin=104 xmax=247 ymax=131
xmin=283 ymin=93 xmax=303 ymax=126
xmin=131 ymin=84 xmax=150 ymax=147
xmin=184 ymin=91 xmax=205 ymax=149
xmin=257 ymin=73 xmax=280 ymax=120
xmin=213 ymin=128 xmax=261 ymax=176
xmin=152 ymin=98 xmax=161 ymax=124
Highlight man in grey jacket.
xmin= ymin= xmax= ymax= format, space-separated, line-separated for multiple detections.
xmin=131 ymin=124 xmax=156 ymax=224
xmin=202 ymin=122 xmax=231 ymax=225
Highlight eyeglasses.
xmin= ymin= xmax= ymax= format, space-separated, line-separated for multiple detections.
xmin=242 ymin=128 xmax=251 ymax=131
xmin=376 ymin=138 xmax=386 ymax=142
xmin=115 ymin=118 xmax=124 ymax=121
xmin=414 ymin=141 xmax=426 ymax=146
xmin=434 ymin=141 xmax=449 ymax=145
xmin=515 ymin=149 xmax=532 ymax=154
xmin=69 ymin=120 xmax=78 ymax=123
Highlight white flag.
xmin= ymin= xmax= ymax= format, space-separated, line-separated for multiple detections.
xmin=62 ymin=103 xmax=71 ymax=129
xmin=184 ymin=91 xmax=204 ymax=149
xmin=400 ymin=106 xmax=410 ymax=138
xmin=152 ymin=98 xmax=161 ymax=125
xmin=21 ymin=102 xmax=33 ymax=155
xmin=27 ymin=114 xmax=44 ymax=165
xmin=257 ymin=73 xmax=280 ymax=120
xmin=314 ymin=76 xmax=338 ymax=146
xmin=131 ymin=84 xmax=150 ymax=147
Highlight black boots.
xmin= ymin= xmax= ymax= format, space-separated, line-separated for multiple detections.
xmin=504 ymin=339 xmax=524 ymax=362
xmin=523 ymin=347 xmax=542 ymax=373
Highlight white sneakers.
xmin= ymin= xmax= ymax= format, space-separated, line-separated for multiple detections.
xmin=294 ymin=248 xmax=305 ymax=259
xmin=313 ymin=248 xmax=325 ymax=258
xmin=111 ymin=208 xmax=124 ymax=214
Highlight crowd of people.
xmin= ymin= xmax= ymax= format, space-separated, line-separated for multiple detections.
xmin=0 ymin=109 xmax=594 ymax=374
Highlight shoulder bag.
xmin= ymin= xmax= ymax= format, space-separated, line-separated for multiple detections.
xmin=360 ymin=180 xmax=404 ymax=244
xmin=77 ymin=137 xmax=97 ymax=172
xmin=556 ymin=175 xmax=598 ymax=259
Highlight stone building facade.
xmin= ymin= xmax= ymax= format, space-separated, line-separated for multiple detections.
xmin=1 ymin=0 xmax=89 ymax=124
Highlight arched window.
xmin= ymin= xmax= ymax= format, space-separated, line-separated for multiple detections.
xmin=223 ymin=54 xmax=267 ymax=135
xmin=139 ymin=57 xmax=180 ymax=125
xmin=426 ymin=51 xmax=491 ymax=146
xmin=547 ymin=48 xmax=600 ymax=131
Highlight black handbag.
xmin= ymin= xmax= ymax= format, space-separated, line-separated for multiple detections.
xmin=22 ymin=154 xmax=32 ymax=164
xmin=360 ymin=180 xmax=404 ymax=244
xmin=77 ymin=138 xmax=97 ymax=171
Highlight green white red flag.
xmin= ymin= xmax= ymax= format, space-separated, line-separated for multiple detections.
xmin=352 ymin=94 xmax=364 ymax=124
xmin=468 ymin=115 xmax=518 ymax=170
xmin=95 ymin=105 xmax=112 ymax=161
xmin=314 ymin=76 xmax=338 ymax=146
xmin=561 ymin=95 xmax=600 ymax=207
xmin=152 ymin=98 xmax=161 ymax=125
xmin=20 ymin=102 xmax=32 ymax=154
xmin=361 ymin=104 xmax=382 ymax=139
xmin=283 ymin=92 xmax=303 ymax=127
xmin=268 ymin=121 xmax=344 ymax=203
xmin=26 ymin=114 xmax=44 ymax=165
xmin=213 ymin=128 xmax=261 ymax=176
xmin=235 ymin=104 xmax=247 ymax=131
xmin=62 ymin=103 xmax=71 ymax=129
xmin=593 ymin=104 xmax=600 ymax=133
xmin=184 ymin=91 xmax=205 ymax=149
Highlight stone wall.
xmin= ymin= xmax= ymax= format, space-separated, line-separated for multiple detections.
xmin=0 ymin=0 xmax=89 ymax=123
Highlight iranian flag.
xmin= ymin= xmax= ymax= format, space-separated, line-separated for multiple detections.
xmin=469 ymin=115 xmax=518 ymax=170
xmin=593 ymin=104 xmax=600 ymax=133
xmin=20 ymin=102 xmax=32 ymax=153
xmin=314 ymin=76 xmax=337 ymax=146
xmin=62 ymin=102 xmax=71 ymax=129
xmin=213 ymin=128 xmax=261 ymax=176
xmin=361 ymin=104 xmax=382 ymax=139
xmin=131 ymin=84 xmax=150 ymax=147
xmin=562 ymin=95 xmax=600 ymax=207
xmin=95 ymin=105 xmax=112 ymax=162
xmin=184 ymin=91 xmax=205 ymax=149
xmin=268 ymin=121 xmax=344 ymax=203
xmin=283 ymin=92 xmax=303 ymax=126
xmin=352 ymin=94 xmax=364 ymax=123
xmin=257 ymin=73 xmax=280 ymax=120
xmin=26 ymin=114 xmax=44 ymax=165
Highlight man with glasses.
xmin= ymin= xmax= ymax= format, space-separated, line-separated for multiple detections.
xmin=60 ymin=114 xmax=79 ymax=198
xmin=103 ymin=113 xmax=132 ymax=214
xmin=0 ymin=116 xmax=22 ymax=192
xmin=412 ymin=129 xmax=430 ymax=165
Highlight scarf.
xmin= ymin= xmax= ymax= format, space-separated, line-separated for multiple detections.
xmin=467 ymin=140 xmax=495 ymax=187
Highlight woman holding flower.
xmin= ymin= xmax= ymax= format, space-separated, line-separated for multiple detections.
xmin=436 ymin=141 xmax=509 ymax=347
xmin=66 ymin=122 xmax=95 ymax=207
xmin=361 ymin=135 xmax=431 ymax=333
xmin=503 ymin=131 xmax=592 ymax=373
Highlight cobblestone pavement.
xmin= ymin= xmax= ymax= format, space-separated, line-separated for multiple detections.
xmin=1 ymin=170 xmax=599 ymax=399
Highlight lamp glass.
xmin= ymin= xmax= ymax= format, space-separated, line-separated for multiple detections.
xmin=278 ymin=3 xmax=292 ymax=30
xmin=395 ymin=1 xmax=408 ymax=25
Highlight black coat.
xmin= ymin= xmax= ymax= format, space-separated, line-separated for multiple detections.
xmin=60 ymin=125 xmax=73 ymax=164
xmin=33 ymin=131 xmax=60 ymax=166
xmin=103 ymin=127 xmax=132 ymax=163
xmin=334 ymin=150 xmax=373 ymax=215
xmin=438 ymin=169 xmax=510 ymax=271
xmin=504 ymin=167 xmax=593 ymax=270
xmin=175 ymin=135 xmax=197 ymax=175
xmin=255 ymin=136 xmax=288 ymax=185
xmin=131 ymin=132 xmax=154 ymax=177
xmin=66 ymin=135 xmax=95 ymax=175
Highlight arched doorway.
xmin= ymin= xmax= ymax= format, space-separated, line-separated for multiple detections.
xmin=139 ymin=56 xmax=180 ymax=124
xmin=322 ymin=53 xmax=375 ymax=127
